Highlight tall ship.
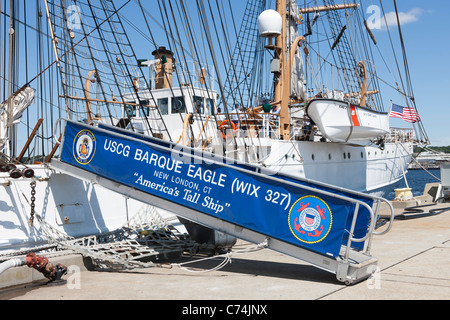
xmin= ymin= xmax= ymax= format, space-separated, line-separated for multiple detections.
xmin=0 ymin=0 xmax=428 ymax=269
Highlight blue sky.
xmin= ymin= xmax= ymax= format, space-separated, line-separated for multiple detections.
xmin=7 ymin=0 xmax=448 ymax=148
xmin=365 ymin=0 xmax=450 ymax=146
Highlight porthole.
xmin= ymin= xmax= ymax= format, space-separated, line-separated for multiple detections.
xmin=329 ymin=154 xmax=332 ymax=160
xmin=312 ymin=154 xmax=315 ymax=161
xmin=343 ymin=153 xmax=346 ymax=159
xmin=361 ymin=152 xmax=364 ymax=158
xmin=348 ymin=152 xmax=351 ymax=159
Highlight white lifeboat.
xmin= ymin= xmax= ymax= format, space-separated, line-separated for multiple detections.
xmin=307 ymin=98 xmax=389 ymax=145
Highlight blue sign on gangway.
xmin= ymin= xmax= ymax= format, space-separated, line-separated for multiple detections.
xmin=59 ymin=120 xmax=373 ymax=258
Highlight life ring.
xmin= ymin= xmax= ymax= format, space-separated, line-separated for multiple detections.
xmin=219 ymin=120 xmax=237 ymax=140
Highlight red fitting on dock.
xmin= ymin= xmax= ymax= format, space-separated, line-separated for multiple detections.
xmin=25 ymin=253 xmax=68 ymax=284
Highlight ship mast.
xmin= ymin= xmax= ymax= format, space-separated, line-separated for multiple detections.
xmin=274 ymin=0 xmax=289 ymax=140
xmin=273 ymin=1 xmax=360 ymax=140
xmin=6 ymin=0 xmax=16 ymax=157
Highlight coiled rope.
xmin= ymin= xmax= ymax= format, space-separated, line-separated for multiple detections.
xmin=171 ymin=239 xmax=269 ymax=273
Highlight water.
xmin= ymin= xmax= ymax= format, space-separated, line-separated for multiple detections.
xmin=387 ymin=169 xmax=441 ymax=200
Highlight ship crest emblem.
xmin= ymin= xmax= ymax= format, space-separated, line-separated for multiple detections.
xmin=288 ymin=195 xmax=333 ymax=244
xmin=73 ymin=130 xmax=96 ymax=165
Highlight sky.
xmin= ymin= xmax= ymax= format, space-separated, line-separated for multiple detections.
xmin=123 ymin=0 xmax=450 ymax=146
xmin=363 ymin=0 xmax=450 ymax=146
xmin=4 ymin=0 xmax=450 ymax=148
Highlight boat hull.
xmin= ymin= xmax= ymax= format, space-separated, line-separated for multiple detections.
xmin=0 ymin=165 xmax=184 ymax=254
xmin=263 ymin=139 xmax=413 ymax=197
xmin=307 ymin=99 xmax=390 ymax=145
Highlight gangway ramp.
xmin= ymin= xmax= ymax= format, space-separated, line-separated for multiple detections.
xmin=51 ymin=119 xmax=394 ymax=285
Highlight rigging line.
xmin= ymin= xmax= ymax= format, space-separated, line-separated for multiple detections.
xmin=231 ymin=0 xmax=266 ymax=108
xmin=109 ymin=1 xmax=172 ymax=140
xmin=47 ymin=2 xmax=55 ymax=153
xmin=117 ymin=13 xmax=157 ymax=47
xmin=220 ymin=0 xmax=265 ymax=153
xmin=177 ymin=0 xmax=220 ymax=141
xmin=216 ymin=0 xmax=245 ymax=108
xmin=86 ymin=0 xmax=127 ymax=124
xmin=57 ymin=0 xmax=110 ymax=122
xmin=204 ymin=0 xmax=240 ymax=107
xmin=23 ymin=0 xmax=30 ymax=158
xmin=71 ymin=0 xmax=113 ymax=125
xmin=392 ymin=0 xmax=427 ymax=143
xmin=190 ymin=0 xmax=234 ymax=131
xmin=204 ymin=0 xmax=252 ymax=151
xmin=351 ymin=7 xmax=383 ymax=110
xmin=132 ymin=0 xmax=194 ymax=62
xmin=167 ymin=0 xmax=208 ymax=140
xmin=314 ymin=6 xmax=344 ymax=95
xmin=0 ymin=7 xmax=55 ymax=40
xmin=15 ymin=0 xmax=132 ymax=96
xmin=156 ymin=0 xmax=197 ymax=143
xmin=180 ymin=1 xmax=221 ymax=145
xmin=224 ymin=0 xmax=264 ymax=110
xmin=358 ymin=0 xmax=399 ymax=92
xmin=393 ymin=0 xmax=414 ymax=101
xmin=166 ymin=0 xmax=217 ymax=146
xmin=196 ymin=0 xmax=238 ymax=150
xmin=380 ymin=0 xmax=427 ymax=143
xmin=209 ymin=0 xmax=259 ymax=151
xmin=206 ymin=0 xmax=253 ymax=150
xmin=378 ymin=1 xmax=407 ymax=105
xmin=44 ymin=0 xmax=70 ymax=121
xmin=97 ymin=0 xmax=150 ymax=134
xmin=137 ymin=0 xmax=185 ymax=137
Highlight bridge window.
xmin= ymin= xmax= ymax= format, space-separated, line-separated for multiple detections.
xmin=207 ymin=98 xmax=215 ymax=115
xmin=139 ymin=100 xmax=151 ymax=117
xmin=125 ymin=106 xmax=136 ymax=117
xmin=172 ymin=97 xmax=186 ymax=114
xmin=158 ymin=98 xmax=168 ymax=115
xmin=193 ymin=96 xmax=205 ymax=114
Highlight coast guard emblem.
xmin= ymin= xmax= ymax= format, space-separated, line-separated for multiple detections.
xmin=73 ymin=130 xmax=96 ymax=165
xmin=288 ymin=195 xmax=333 ymax=244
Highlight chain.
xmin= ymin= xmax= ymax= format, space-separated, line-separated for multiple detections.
xmin=29 ymin=180 xmax=36 ymax=227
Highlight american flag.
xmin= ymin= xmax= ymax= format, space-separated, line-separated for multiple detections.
xmin=389 ymin=104 xmax=421 ymax=123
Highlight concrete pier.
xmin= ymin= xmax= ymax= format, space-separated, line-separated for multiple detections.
xmin=1 ymin=199 xmax=449 ymax=301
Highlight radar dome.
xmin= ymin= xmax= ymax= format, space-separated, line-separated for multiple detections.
xmin=258 ymin=10 xmax=282 ymax=38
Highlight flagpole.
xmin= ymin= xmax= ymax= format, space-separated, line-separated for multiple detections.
xmin=387 ymin=100 xmax=393 ymax=115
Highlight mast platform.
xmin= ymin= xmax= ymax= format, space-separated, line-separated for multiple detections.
xmin=50 ymin=120 xmax=394 ymax=285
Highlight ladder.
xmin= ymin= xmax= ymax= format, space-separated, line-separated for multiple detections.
xmin=51 ymin=119 xmax=394 ymax=284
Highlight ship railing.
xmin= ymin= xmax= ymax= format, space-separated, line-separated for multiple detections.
xmin=257 ymin=115 xmax=280 ymax=139
xmin=290 ymin=116 xmax=318 ymax=141
xmin=217 ymin=113 xmax=281 ymax=140
xmin=386 ymin=127 xmax=414 ymax=143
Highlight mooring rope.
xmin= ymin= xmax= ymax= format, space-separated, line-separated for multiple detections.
xmin=171 ymin=239 xmax=269 ymax=273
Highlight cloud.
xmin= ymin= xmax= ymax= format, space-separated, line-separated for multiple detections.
xmin=367 ymin=6 xmax=424 ymax=30
xmin=384 ymin=8 xmax=423 ymax=27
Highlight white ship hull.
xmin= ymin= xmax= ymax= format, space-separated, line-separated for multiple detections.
xmin=0 ymin=165 xmax=184 ymax=254
xmin=263 ymin=140 xmax=413 ymax=197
